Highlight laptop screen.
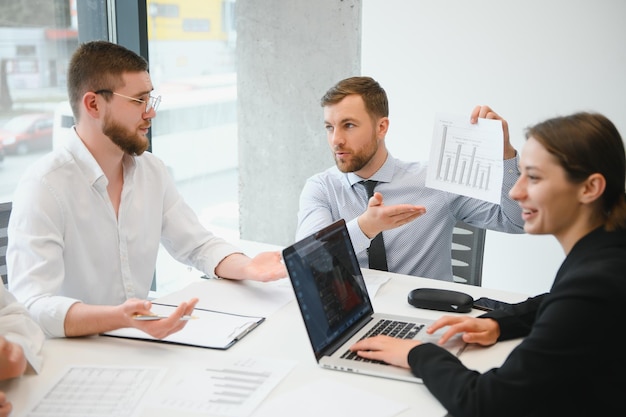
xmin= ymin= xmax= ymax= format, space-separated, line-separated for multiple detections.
xmin=283 ymin=219 xmax=373 ymax=358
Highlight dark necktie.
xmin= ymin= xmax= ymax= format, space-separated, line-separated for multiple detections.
xmin=361 ymin=180 xmax=388 ymax=271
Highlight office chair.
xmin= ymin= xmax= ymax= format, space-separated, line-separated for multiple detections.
xmin=0 ymin=202 xmax=12 ymax=287
xmin=451 ymin=220 xmax=486 ymax=286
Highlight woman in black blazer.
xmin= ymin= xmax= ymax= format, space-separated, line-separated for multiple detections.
xmin=350 ymin=112 xmax=626 ymax=417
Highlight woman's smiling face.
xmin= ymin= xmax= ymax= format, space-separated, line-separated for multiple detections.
xmin=509 ymin=136 xmax=585 ymax=240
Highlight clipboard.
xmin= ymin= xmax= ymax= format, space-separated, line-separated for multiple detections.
xmin=102 ymin=303 xmax=265 ymax=350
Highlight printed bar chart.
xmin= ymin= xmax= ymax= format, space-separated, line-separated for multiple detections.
xmin=427 ymin=113 xmax=503 ymax=204
xmin=436 ymin=126 xmax=492 ymax=190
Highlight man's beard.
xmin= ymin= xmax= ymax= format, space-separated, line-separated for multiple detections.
xmin=333 ymin=136 xmax=378 ymax=173
xmin=102 ymin=114 xmax=150 ymax=156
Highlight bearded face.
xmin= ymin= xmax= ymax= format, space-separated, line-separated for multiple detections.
xmin=333 ymin=129 xmax=379 ymax=173
xmin=102 ymin=111 xmax=150 ymax=156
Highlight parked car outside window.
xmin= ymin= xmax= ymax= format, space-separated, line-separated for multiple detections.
xmin=0 ymin=113 xmax=54 ymax=155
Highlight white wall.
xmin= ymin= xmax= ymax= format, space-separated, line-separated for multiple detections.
xmin=362 ymin=0 xmax=626 ymax=295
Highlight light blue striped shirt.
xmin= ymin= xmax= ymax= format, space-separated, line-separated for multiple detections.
xmin=296 ymin=154 xmax=524 ymax=281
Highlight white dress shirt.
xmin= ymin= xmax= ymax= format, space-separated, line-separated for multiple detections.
xmin=8 ymin=129 xmax=241 ymax=337
xmin=0 ymin=285 xmax=44 ymax=374
xmin=296 ymin=154 xmax=524 ymax=281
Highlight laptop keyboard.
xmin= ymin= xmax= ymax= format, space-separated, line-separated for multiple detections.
xmin=340 ymin=319 xmax=424 ymax=363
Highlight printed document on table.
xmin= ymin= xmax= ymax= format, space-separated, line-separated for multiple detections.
xmin=26 ymin=366 xmax=165 ymax=417
xmin=426 ymin=113 xmax=504 ymax=204
xmin=251 ymin=378 xmax=410 ymax=417
xmin=146 ymin=356 xmax=296 ymax=417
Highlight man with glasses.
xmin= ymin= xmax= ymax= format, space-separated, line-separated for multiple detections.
xmin=95 ymin=90 xmax=161 ymax=113
xmin=7 ymin=40 xmax=286 ymax=339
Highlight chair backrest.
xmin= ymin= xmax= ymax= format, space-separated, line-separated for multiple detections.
xmin=451 ymin=220 xmax=486 ymax=286
xmin=0 ymin=202 xmax=12 ymax=286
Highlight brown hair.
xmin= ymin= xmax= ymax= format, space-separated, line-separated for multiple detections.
xmin=67 ymin=40 xmax=149 ymax=121
xmin=320 ymin=76 xmax=389 ymax=120
xmin=526 ymin=112 xmax=626 ymax=230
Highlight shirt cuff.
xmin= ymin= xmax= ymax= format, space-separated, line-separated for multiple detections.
xmin=346 ymin=218 xmax=370 ymax=255
xmin=31 ymin=297 xmax=80 ymax=338
xmin=5 ymin=333 xmax=44 ymax=374
xmin=503 ymin=153 xmax=520 ymax=183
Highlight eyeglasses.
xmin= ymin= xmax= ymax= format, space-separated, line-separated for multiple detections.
xmin=94 ymin=89 xmax=161 ymax=113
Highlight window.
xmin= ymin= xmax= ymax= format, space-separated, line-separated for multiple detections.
xmin=15 ymin=45 xmax=37 ymax=56
xmin=0 ymin=0 xmax=239 ymax=296
xmin=0 ymin=1 xmax=77 ymax=199
xmin=147 ymin=0 xmax=239 ymax=295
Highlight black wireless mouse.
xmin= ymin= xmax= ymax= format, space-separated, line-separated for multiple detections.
xmin=407 ymin=288 xmax=473 ymax=313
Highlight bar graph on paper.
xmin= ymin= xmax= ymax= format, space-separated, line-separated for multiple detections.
xmin=148 ymin=357 xmax=296 ymax=417
xmin=426 ymin=113 xmax=504 ymax=204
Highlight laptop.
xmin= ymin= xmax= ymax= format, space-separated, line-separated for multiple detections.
xmin=282 ymin=219 xmax=466 ymax=383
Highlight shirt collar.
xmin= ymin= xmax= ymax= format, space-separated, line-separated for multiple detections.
xmin=67 ymin=127 xmax=137 ymax=190
xmin=346 ymin=153 xmax=395 ymax=187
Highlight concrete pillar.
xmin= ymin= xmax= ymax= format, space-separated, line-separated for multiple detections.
xmin=237 ymin=0 xmax=362 ymax=246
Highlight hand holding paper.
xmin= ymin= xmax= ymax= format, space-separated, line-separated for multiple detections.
xmin=470 ymin=104 xmax=515 ymax=159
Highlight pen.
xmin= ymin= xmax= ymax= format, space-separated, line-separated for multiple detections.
xmin=132 ymin=314 xmax=198 ymax=321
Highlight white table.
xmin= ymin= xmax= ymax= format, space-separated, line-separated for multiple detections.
xmin=2 ymin=241 xmax=529 ymax=417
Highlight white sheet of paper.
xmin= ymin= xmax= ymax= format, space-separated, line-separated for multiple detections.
xmin=363 ymin=271 xmax=391 ymax=296
xmin=147 ymin=357 xmax=296 ymax=417
xmin=426 ymin=113 xmax=504 ymax=204
xmin=26 ymin=366 xmax=165 ymax=417
xmin=155 ymin=278 xmax=295 ymax=318
xmin=250 ymin=378 xmax=408 ymax=417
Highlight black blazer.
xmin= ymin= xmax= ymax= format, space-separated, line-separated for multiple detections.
xmin=408 ymin=226 xmax=626 ymax=417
